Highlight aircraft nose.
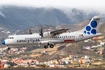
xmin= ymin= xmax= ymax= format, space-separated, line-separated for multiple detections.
xmin=2 ymin=40 xmax=5 ymax=45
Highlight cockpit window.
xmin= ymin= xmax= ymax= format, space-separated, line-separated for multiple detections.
xmin=7 ymin=37 xmax=14 ymax=39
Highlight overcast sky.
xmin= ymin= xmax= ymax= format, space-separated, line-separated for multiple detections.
xmin=0 ymin=0 xmax=105 ymax=13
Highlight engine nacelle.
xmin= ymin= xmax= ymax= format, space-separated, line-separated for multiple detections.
xmin=43 ymin=32 xmax=52 ymax=37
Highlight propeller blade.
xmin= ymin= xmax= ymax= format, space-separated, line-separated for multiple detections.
xmin=39 ymin=28 xmax=43 ymax=37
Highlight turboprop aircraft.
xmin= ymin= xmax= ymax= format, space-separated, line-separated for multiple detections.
xmin=2 ymin=16 xmax=101 ymax=49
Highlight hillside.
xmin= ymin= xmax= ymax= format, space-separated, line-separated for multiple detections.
xmin=37 ymin=42 xmax=97 ymax=61
xmin=99 ymin=24 xmax=105 ymax=32
xmin=0 ymin=5 xmax=102 ymax=31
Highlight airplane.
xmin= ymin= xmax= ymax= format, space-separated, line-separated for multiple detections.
xmin=1 ymin=16 xmax=101 ymax=49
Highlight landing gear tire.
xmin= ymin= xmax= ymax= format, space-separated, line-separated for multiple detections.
xmin=49 ymin=44 xmax=54 ymax=48
xmin=44 ymin=45 xmax=48 ymax=49
xmin=7 ymin=47 xmax=11 ymax=50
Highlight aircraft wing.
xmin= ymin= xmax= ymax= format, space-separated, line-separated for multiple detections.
xmin=50 ymin=28 xmax=70 ymax=36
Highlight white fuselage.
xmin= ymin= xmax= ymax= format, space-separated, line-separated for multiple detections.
xmin=3 ymin=31 xmax=101 ymax=46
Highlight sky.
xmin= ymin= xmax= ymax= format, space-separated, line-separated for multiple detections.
xmin=0 ymin=0 xmax=105 ymax=13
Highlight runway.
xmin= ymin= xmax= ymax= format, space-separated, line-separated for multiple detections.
xmin=0 ymin=68 xmax=105 ymax=70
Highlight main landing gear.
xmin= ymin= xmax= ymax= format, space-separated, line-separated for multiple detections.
xmin=6 ymin=45 xmax=11 ymax=50
xmin=44 ymin=43 xmax=54 ymax=49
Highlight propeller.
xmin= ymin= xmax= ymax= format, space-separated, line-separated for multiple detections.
xmin=28 ymin=29 xmax=32 ymax=34
xmin=39 ymin=28 xmax=43 ymax=37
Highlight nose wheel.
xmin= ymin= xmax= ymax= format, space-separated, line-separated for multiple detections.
xmin=6 ymin=46 xmax=11 ymax=50
xmin=7 ymin=47 xmax=11 ymax=50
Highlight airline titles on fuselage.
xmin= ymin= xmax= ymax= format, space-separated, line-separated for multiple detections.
xmin=17 ymin=38 xmax=40 ymax=43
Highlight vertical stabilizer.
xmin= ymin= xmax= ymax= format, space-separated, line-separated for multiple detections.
xmin=82 ymin=16 xmax=100 ymax=35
